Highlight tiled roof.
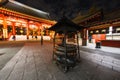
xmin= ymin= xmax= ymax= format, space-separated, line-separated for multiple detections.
xmin=73 ymin=9 xmax=103 ymax=24
xmin=48 ymin=16 xmax=85 ymax=32
xmin=1 ymin=0 xmax=50 ymax=19
xmin=73 ymin=8 xmax=120 ymax=27
xmin=103 ymin=8 xmax=120 ymax=21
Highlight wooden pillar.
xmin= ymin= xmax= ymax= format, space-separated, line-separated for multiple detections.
xmin=82 ymin=29 xmax=87 ymax=46
xmin=38 ymin=26 xmax=40 ymax=36
xmin=26 ymin=21 xmax=29 ymax=39
xmin=3 ymin=15 xmax=8 ymax=40
xmin=45 ymin=30 xmax=48 ymax=36
xmin=12 ymin=22 xmax=16 ymax=40
xmin=12 ymin=22 xmax=15 ymax=35
xmin=37 ymin=23 xmax=41 ymax=36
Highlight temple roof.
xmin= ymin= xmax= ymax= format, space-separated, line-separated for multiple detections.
xmin=73 ymin=8 xmax=120 ymax=27
xmin=1 ymin=0 xmax=50 ymax=19
xmin=73 ymin=9 xmax=103 ymax=24
xmin=48 ymin=16 xmax=85 ymax=33
xmin=104 ymin=8 xmax=120 ymax=21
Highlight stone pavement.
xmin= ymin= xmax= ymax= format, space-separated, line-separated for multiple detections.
xmin=84 ymin=43 xmax=120 ymax=54
xmin=0 ymin=41 xmax=120 ymax=80
xmin=81 ymin=43 xmax=120 ymax=72
xmin=0 ymin=41 xmax=25 ymax=70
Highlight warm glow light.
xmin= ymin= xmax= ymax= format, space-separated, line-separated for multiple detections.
xmin=0 ymin=17 xmax=3 ymax=19
xmin=42 ymin=23 xmax=51 ymax=29
xmin=22 ymin=23 xmax=27 ymax=27
xmin=0 ymin=19 xmax=3 ymax=24
xmin=29 ymin=25 xmax=38 ymax=30
xmin=7 ymin=16 xmax=16 ymax=22
xmin=116 ymin=28 xmax=120 ymax=31
xmin=7 ymin=21 xmax=12 ymax=25
xmin=96 ymin=30 xmax=99 ymax=33
xmin=17 ymin=18 xmax=27 ymax=23
xmin=6 ymin=16 xmax=27 ymax=24
xmin=15 ymin=22 xmax=21 ymax=26
xmin=102 ymin=29 xmax=106 ymax=32
xmin=29 ymin=21 xmax=34 ymax=23
xmin=20 ymin=30 xmax=23 ymax=33
xmin=31 ymin=25 xmax=35 ymax=28
xmin=90 ymin=31 xmax=93 ymax=33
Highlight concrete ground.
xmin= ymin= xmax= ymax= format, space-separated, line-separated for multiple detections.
xmin=0 ymin=41 xmax=120 ymax=80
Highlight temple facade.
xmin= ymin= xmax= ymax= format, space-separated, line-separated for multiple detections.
xmin=73 ymin=8 xmax=120 ymax=47
xmin=0 ymin=0 xmax=56 ymax=41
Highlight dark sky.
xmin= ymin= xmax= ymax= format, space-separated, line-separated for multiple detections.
xmin=16 ymin=0 xmax=120 ymax=20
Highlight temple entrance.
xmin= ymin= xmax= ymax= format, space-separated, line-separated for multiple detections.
xmin=30 ymin=30 xmax=38 ymax=39
xmin=15 ymin=26 xmax=27 ymax=35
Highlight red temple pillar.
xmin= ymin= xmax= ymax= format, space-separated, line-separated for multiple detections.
xmin=3 ymin=15 xmax=8 ymax=40
xmin=46 ymin=30 xmax=49 ymax=36
xmin=36 ymin=22 xmax=41 ymax=36
xmin=12 ymin=22 xmax=16 ymax=40
xmin=26 ymin=21 xmax=29 ymax=39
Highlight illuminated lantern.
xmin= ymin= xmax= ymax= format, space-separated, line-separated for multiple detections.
xmin=20 ymin=30 xmax=23 ymax=33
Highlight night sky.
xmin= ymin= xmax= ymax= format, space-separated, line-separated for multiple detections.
xmin=16 ymin=0 xmax=120 ymax=20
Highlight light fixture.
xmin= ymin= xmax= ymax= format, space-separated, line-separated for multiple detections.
xmin=96 ymin=30 xmax=99 ymax=33
xmin=116 ymin=28 xmax=120 ymax=31
xmin=102 ymin=29 xmax=106 ymax=32
xmin=90 ymin=31 xmax=93 ymax=33
xmin=20 ymin=30 xmax=23 ymax=33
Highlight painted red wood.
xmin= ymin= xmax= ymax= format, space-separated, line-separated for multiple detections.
xmin=92 ymin=34 xmax=106 ymax=43
xmin=101 ymin=40 xmax=120 ymax=48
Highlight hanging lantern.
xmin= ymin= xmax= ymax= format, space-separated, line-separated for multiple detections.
xmin=20 ymin=30 xmax=23 ymax=33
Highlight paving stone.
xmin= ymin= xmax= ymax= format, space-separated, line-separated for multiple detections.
xmin=0 ymin=41 xmax=120 ymax=80
xmin=93 ymin=54 xmax=103 ymax=62
xmin=113 ymin=59 xmax=120 ymax=66
xmin=113 ymin=66 xmax=120 ymax=72
xmin=103 ymin=56 xmax=114 ymax=63
xmin=7 ymin=50 xmax=26 ymax=80
xmin=0 ymin=47 xmax=24 ymax=80
xmin=101 ymin=61 xmax=113 ymax=69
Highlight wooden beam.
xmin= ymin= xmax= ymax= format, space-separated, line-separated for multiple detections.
xmin=0 ymin=7 xmax=56 ymax=25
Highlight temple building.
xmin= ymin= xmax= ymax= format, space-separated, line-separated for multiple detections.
xmin=0 ymin=0 xmax=56 ymax=41
xmin=73 ymin=8 xmax=120 ymax=47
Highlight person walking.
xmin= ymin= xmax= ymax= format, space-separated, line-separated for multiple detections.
xmin=41 ymin=35 xmax=43 ymax=45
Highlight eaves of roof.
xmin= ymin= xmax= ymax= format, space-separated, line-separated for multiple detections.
xmin=73 ymin=9 xmax=102 ymax=24
xmin=1 ymin=0 xmax=50 ymax=19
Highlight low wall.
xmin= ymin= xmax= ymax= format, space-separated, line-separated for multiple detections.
xmin=101 ymin=40 xmax=120 ymax=48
